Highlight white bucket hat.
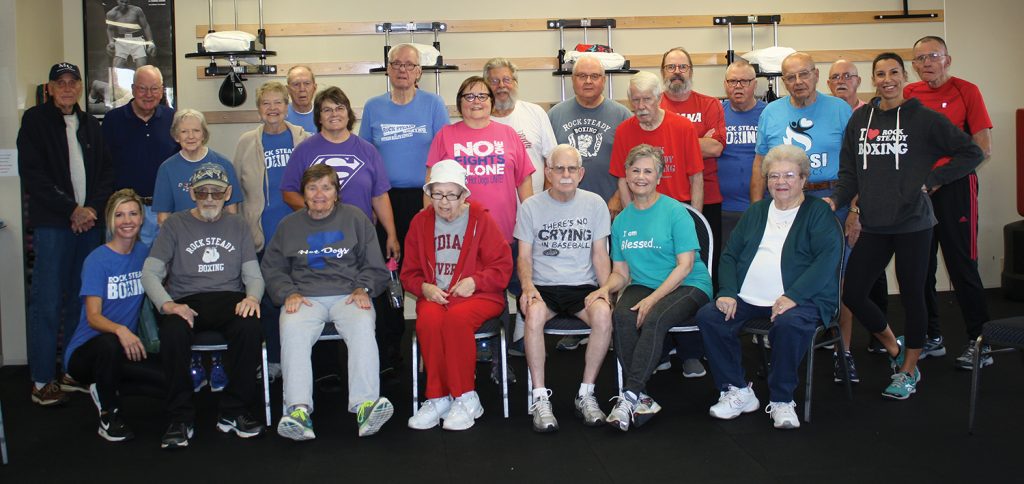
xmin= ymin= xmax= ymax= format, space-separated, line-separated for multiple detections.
xmin=423 ymin=159 xmax=471 ymax=198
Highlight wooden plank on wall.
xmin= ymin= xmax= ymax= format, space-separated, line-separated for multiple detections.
xmin=195 ymin=10 xmax=942 ymax=38
xmin=194 ymin=49 xmax=913 ymax=80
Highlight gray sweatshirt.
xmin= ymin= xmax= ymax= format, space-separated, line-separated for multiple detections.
xmin=260 ymin=203 xmax=388 ymax=305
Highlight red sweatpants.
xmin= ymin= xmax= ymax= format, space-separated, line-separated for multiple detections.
xmin=416 ymin=298 xmax=504 ymax=399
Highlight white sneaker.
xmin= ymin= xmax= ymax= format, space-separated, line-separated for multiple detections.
xmin=442 ymin=400 xmax=475 ymax=431
xmin=765 ymin=401 xmax=800 ymax=429
xmin=529 ymin=390 xmax=558 ymax=433
xmin=457 ymin=391 xmax=484 ymax=419
xmin=574 ymin=392 xmax=606 ymax=426
xmin=606 ymin=394 xmax=635 ymax=432
xmin=709 ymin=383 xmax=760 ymax=420
xmin=408 ymin=396 xmax=452 ymax=430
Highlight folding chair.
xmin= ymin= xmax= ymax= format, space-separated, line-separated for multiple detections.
xmin=412 ymin=315 xmax=509 ymax=418
xmin=1 ymin=400 xmax=8 ymax=465
xmin=191 ymin=331 xmax=271 ymax=426
xmin=525 ymin=316 xmax=619 ymax=412
xmin=968 ymin=316 xmax=1024 ymax=433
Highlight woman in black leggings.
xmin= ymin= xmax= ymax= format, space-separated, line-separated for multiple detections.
xmin=826 ymin=52 xmax=984 ymax=400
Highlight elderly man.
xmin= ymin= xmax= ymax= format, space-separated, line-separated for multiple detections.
xmin=485 ymin=58 xmax=558 ymax=194
xmin=102 ymin=65 xmax=178 ymax=245
xmin=142 ymin=163 xmax=265 ymax=449
xmin=546 ymin=55 xmax=631 ymax=352
xmin=105 ymin=0 xmax=154 ymax=69
xmin=749 ymin=52 xmax=854 ymax=383
xmin=827 ymin=60 xmax=865 ymax=111
xmin=360 ymin=43 xmax=450 ymax=372
xmin=18 ymin=62 xmax=113 ymax=405
xmin=285 ymin=65 xmax=318 ymax=133
xmin=905 ymin=35 xmax=994 ymax=370
xmin=719 ymin=60 xmax=766 ymax=244
xmin=516 ymin=144 xmax=613 ymax=432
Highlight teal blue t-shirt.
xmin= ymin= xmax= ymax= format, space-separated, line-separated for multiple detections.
xmin=610 ymin=195 xmax=713 ymax=299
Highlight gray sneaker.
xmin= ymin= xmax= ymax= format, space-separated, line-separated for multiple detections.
xmin=919 ymin=336 xmax=946 ymax=359
xmin=556 ymin=335 xmax=588 ymax=351
xmin=529 ymin=391 xmax=558 ymax=433
xmin=606 ymin=395 xmax=635 ymax=432
xmin=682 ymin=358 xmax=707 ymax=378
xmin=955 ymin=344 xmax=993 ymax=370
xmin=574 ymin=392 xmax=606 ymax=426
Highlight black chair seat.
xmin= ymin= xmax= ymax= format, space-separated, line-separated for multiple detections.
xmin=320 ymin=325 xmax=342 ymax=341
xmin=543 ymin=316 xmax=590 ymax=334
xmin=476 ymin=317 xmax=502 ymax=337
xmin=743 ymin=317 xmax=773 ymax=334
xmin=191 ymin=331 xmax=228 ymax=349
xmin=982 ymin=317 xmax=1024 ymax=348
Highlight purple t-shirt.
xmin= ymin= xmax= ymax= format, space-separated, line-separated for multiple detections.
xmin=280 ymin=133 xmax=391 ymax=220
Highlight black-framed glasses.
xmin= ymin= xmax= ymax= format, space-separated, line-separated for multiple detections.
xmin=547 ymin=165 xmax=581 ymax=174
xmin=912 ymin=52 xmax=946 ymax=64
xmin=725 ymin=78 xmax=755 ymax=87
xmin=388 ymin=61 xmax=419 ymax=71
xmin=193 ymin=189 xmax=228 ymax=200
xmin=663 ymin=63 xmax=691 ymax=72
xmin=429 ymin=193 xmax=461 ymax=201
xmin=828 ymin=73 xmax=858 ymax=81
xmin=460 ymin=93 xmax=491 ymax=103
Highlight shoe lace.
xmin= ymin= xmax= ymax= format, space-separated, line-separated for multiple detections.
xmin=578 ymin=394 xmax=601 ymax=413
xmin=608 ymin=395 xmax=635 ymax=416
xmin=529 ymin=398 xmax=554 ymax=419
xmin=764 ymin=401 xmax=796 ymax=415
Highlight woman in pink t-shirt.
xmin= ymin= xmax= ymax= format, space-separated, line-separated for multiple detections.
xmin=426 ymin=76 xmax=535 ymax=244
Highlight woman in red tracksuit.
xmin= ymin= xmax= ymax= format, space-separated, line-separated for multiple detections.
xmin=400 ymin=159 xmax=512 ymax=431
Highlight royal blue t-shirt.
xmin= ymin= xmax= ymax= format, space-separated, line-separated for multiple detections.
xmin=358 ymin=90 xmax=450 ymax=188
xmin=720 ymin=100 xmax=767 ymax=212
xmin=261 ymin=130 xmax=294 ymax=244
xmin=754 ymin=93 xmax=852 ymax=183
xmin=63 ymin=243 xmax=149 ymax=370
xmin=287 ymin=105 xmax=317 ymax=134
xmin=152 ymin=150 xmax=243 ymax=213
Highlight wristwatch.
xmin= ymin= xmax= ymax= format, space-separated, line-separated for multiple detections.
xmin=362 ymin=286 xmax=372 ymax=295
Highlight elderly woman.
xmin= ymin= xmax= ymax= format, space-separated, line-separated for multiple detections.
xmin=65 ymin=189 xmax=156 ymax=442
xmin=827 ymin=52 xmax=984 ymax=400
xmin=400 ymin=159 xmax=512 ymax=431
xmin=153 ymin=108 xmax=242 ymax=225
xmin=695 ymin=144 xmax=842 ymax=430
xmin=232 ymin=81 xmax=311 ymax=380
xmin=585 ymin=144 xmax=712 ymax=432
xmin=261 ymin=164 xmax=392 ymax=440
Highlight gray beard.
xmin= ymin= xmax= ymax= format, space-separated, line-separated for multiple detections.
xmin=197 ymin=207 xmax=222 ymax=221
xmin=665 ymin=77 xmax=691 ymax=97
xmin=493 ymin=94 xmax=516 ymax=112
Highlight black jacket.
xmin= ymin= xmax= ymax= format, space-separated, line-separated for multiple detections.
xmin=17 ymin=101 xmax=113 ymax=228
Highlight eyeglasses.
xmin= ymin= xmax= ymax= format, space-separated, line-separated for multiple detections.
xmin=547 ymin=165 xmax=580 ymax=174
xmin=320 ymin=106 xmax=347 ymax=115
xmin=781 ymin=70 xmax=814 ymax=83
xmin=828 ymin=73 xmax=858 ymax=81
xmin=629 ymin=96 xmax=657 ymax=106
xmin=911 ymin=52 xmax=947 ymax=64
xmin=766 ymin=171 xmax=799 ymax=182
xmin=193 ymin=189 xmax=228 ymax=200
xmin=429 ymin=192 xmax=461 ymax=201
xmin=663 ymin=63 xmax=691 ymax=73
xmin=573 ymin=73 xmax=603 ymax=82
xmin=725 ymin=78 xmax=755 ymax=87
xmin=133 ymin=84 xmax=163 ymax=93
xmin=388 ymin=61 xmax=419 ymax=71
xmin=460 ymin=93 xmax=491 ymax=103
xmin=488 ymin=77 xmax=516 ymax=86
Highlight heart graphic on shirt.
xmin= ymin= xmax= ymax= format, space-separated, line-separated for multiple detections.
xmin=867 ymin=128 xmax=881 ymax=140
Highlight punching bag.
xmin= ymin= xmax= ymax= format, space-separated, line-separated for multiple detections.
xmin=219 ymin=70 xmax=246 ymax=107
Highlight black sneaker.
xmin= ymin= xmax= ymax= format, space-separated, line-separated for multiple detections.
xmin=833 ymin=351 xmax=860 ymax=384
xmin=866 ymin=337 xmax=887 ymax=355
xmin=216 ymin=413 xmax=265 ymax=438
xmin=161 ymin=422 xmax=194 ymax=450
xmin=98 ymin=409 xmax=135 ymax=442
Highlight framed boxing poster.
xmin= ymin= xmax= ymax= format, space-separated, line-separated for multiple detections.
xmin=81 ymin=0 xmax=177 ymax=116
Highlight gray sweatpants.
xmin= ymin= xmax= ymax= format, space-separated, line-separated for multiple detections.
xmin=280 ymin=294 xmax=380 ymax=413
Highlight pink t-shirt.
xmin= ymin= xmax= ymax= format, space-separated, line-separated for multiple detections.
xmin=427 ymin=121 xmax=535 ymax=242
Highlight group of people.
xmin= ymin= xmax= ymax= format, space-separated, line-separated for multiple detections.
xmin=17 ymin=34 xmax=992 ymax=447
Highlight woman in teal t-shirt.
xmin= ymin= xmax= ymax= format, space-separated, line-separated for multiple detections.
xmin=586 ymin=144 xmax=711 ymax=432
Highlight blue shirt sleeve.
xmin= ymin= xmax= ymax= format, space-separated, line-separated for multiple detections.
xmin=79 ymin=250 xmax=106 ymax=298
xmin=152 ymin=162 xmax=174 ymax=212
xmin=214 ymin=152 xmax=244 ymax=205
xmin=754 ymin=107 xmax=771 ymax=156
xmin=369 ymin=145 xmax=391 ymax=197
xmin=431 ymin=95 xmax=451 ymax=134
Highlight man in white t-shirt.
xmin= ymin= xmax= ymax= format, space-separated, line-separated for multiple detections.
xmin=515 ymin=144 xmax=612 ymax=432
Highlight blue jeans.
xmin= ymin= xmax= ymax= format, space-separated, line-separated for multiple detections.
xmin=697 ymin=298 xmax=820 ymax=403
xmin=28 ymin=225 xmax=102 ymax=383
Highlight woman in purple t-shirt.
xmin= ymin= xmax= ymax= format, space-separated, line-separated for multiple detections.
xmin=280 ymin=87 xmax=400 ymax=260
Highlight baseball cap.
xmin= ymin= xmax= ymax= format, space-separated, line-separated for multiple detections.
xmin=423 ymin=159 xmax=471 ymax=198
xmin=49 ymin=62 xmax=82 ymax=81
xmin=189 ymin=163 xmax=230 ymax=190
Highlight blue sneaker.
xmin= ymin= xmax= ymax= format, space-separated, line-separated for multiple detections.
xmin=190 ymin=353 xmax=207 ymax=392
xmin=210 ymin=352 xmax=228 ymax=392
xmin=919 ymin=336 xmax=946 ymax=359
xmin=833 ymin=351 xmax=860 ymax=384
xmin=882 ymin=368 xmax=920 ymax=400
xmin=888 ymin=336 xmax=905 ymax=373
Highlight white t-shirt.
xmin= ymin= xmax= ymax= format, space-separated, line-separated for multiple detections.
xmin=738 ymin=202 xmax=799 ymax=306
xmin=491 ymin=100 xmax=557 ymax=194
xmin=64 ymin=114 xmax=86 ymax=205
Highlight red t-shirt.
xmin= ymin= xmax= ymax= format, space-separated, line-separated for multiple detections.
xmin=904 ymin=77 xmax=992 ymax=167
xmin=610 ymin=114 xmax=704 ymax=202
xmin=661 ymin=91 xmax=726 ymax=204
